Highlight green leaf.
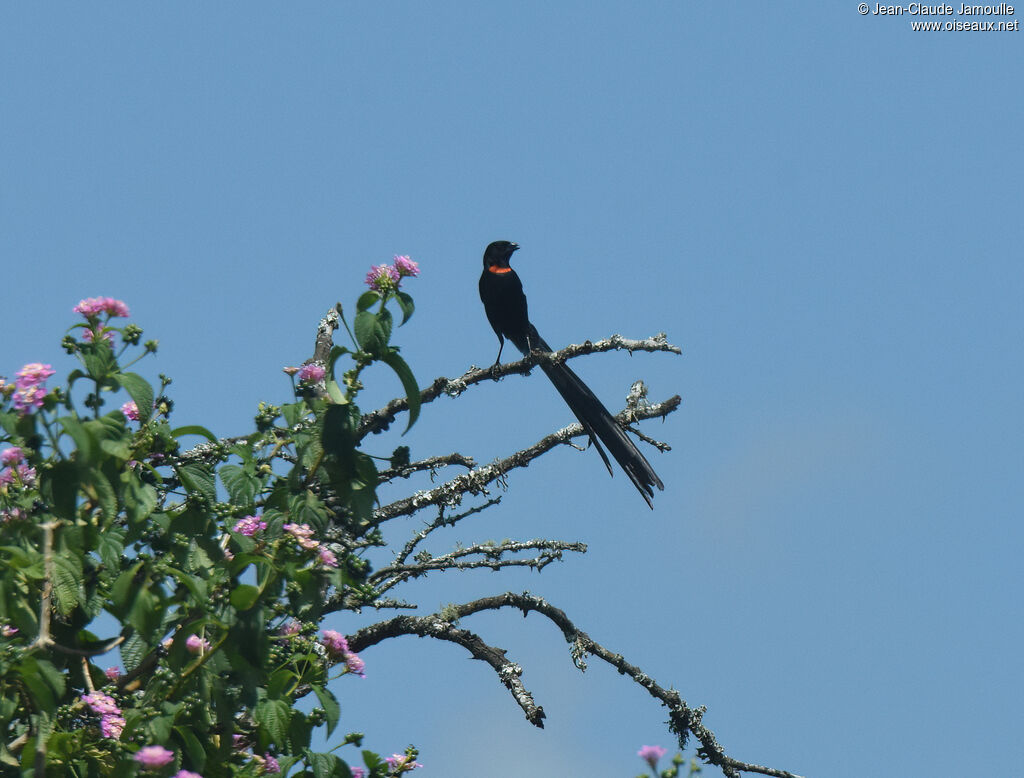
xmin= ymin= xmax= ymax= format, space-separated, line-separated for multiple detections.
xmin=356 ymin=291 xmax=380 ymax=312
xmin=115 ymin=372 xmax=154 ymax=423
xmin=311 ymin=684 xmax=341 ymax=738
xmin=170 ymin=425 xmax=218 ymax=443
xmin=380 ymin=351 xmax=421 ymax=432
xmin=254 ymin=698 xmax=291 ymax=745
xmin=324 ymin=379 xmax=348 ymax=405
xmin=395 ymin=291 xmax=415 ymax=324
xmin=43 ymin=460 xmax=80 ymax=519
xmin=176 ymin=463 xmax=217 ymax=503
xmin=96 ymin=528 xmax=126 ymax=569
xmin=83 ymin=469 xmax=118 ymax=523
xmin=123 ymin=475 xmax=158 ymax=524
xmin=167 ymin=566 xmax=208 ymax=604
xmin=220 ymin=463 xmax=259 ymax=506
xmin=175 ymin=726 xmax=206 ymax=769
xmin=307 ymin=751 xmax=343 ymax=778
xmin=230 ymin=584 xmax=261 ymax=612
xmin=353 ymin=310 xmax=380 ymax=354
xmin=52 ymin=553 xmax=85 ymax=616
xmin=121 ymin=632 xmax=148 ymax=673
xmin=59 ymin=416 xmax=97 ymax=465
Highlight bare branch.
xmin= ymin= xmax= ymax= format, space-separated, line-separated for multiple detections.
xmin=370 ymin=539 xmax=587 ymax=595
xmin=358 ymin=332 xmax=681 ymax=439
xmin=392 ymin=498 xmax=503 ymax=567
xmin=346 ymin=614 xmax=546 ymax=727
xmin=369 ymin=395 xmax=680 ymax=526
xmin=377 ymin=452 xmax=476 ymax=484
xmin=348 ymin=594 xmax=803 ymax=778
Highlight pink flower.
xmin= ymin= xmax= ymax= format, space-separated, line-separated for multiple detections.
xmin=279 ymin=620 xmax=301 ymax=637
xmin=13 ymin=384 xmax=48 ymax=415
xmin=384 ymin=754 xmax=423 ymax=772
xmin=638 ymin=745 xmax=667 ymax=769
xmin=185 ymin=634 xmax=210 ymax=654
xmin=233 ymin=515 xmax=267 ymax=536
xmin=318 ymin=547 xmax=338 ymax=568
xmin=365 ymin=264 xmax=401 ymax=293
xmin=82 ymin=692 xmax=121 ymax=716
xmin=297 ymin=364 xmax=326 ymax=383
xmin=344 ymin=651 xmax=366 ymax=678
xmin=82 ymin=328 xmax=115 ymax=345
xmin=134 ymin=745 xmax=174 ymax=769
xmin=174 ymin=772 xmax=203 ymax=778
xmin=350 ymin=769 xmax=366 ymax=778
xmin=283 ymin=523 xmax=319 ymax=550
xmin=104 ymin=666 xmax=121 ymax=681
xmin=0 ymin=448 xmax=23 ymax=466
xmin=73 ymin=297 xmax=130 ymax=319
xmin=392 ymin=255 xmax=420 ymax=278
xmin=261 ymin=754 xmax=280 ymax=774
xmin=121 ymin=401 xmax=140 ymax=421
xmin=15 ymin=363 xmax=55 ymax=387
xmin=1 ymin=624 xmax=19 ymax=637
xmin=320 ymin=630 xmax=349 ymax=657
xmin=0 ymin=465 xmax=34 ymax=487
xmin=101 ymin=714 xmax=125 ymax=739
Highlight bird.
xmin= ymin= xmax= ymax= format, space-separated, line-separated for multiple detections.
xmin=478 ymin=240 xmax=664 ymax=508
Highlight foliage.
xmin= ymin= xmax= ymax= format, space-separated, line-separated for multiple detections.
xmin=0 ymin=268 xmax=422 ymax=777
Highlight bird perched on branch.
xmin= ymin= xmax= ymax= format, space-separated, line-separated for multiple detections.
xmin=478 ymin=240 xmax=664 ymax=508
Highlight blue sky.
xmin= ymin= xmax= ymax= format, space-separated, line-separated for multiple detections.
xmin=2 ymin=3 xmax=1022 ymax=776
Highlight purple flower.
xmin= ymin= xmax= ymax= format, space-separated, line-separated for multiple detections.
xmin=283 ymin=522 xmax=319 ymax=550
xmin=392 ymin=255 xmax=420 ymax=278
xmin=365 ymin=263 xmax=401 ymax=293
xmin=13 ymin=384 xmax=48 ymax=415
xmin=638 ymin=745 xmax=667 ymax=769
xmin=104 ymin=666 xmax=121 ymax=681
xmin=185 ymin=634 xmax=210 ymax=654
xmin=261 ymin=754 xmax=280 ymax=774
xmin=350 ymin=769 xmax=366 ymax=778
xmin=82 ymin=328 xmax=115 ymax=345
xmin=1 ymin=624 xmax=19 ymax=637
xmin=15 ymin=363 xmax=55 ymax=387
xmin=82 ymin=692 xmax=120 ymax=716
xmin=121 ymin=401 xmax=140 ymax=421
xmin=297 ymin=364 xmax=326 ymax=383
xmin=279 ymin=620 xmax=301 ymax=637
xmin=134 ymin=745 xmax=175 ymax=769
xmin=384 ymin=754 xmax=423 ymax=773
xmin=0 ymin=448 xmax=23 ymax=466
xmin=233 ymin=515 xmax=267 ymax=536
xmin=320 ymin=629 xmax=349 ymax=657
xmin=101 ymin=714 xmax=125 ymax=739
xmin=318 ymin=547 xmax=338 ymax=568
xmin=344 ymin=651 xmax=366 ymax=678
xmin=73 ymin=297 xmax=130 ymax=319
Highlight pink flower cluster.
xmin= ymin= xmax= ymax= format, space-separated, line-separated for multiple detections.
xmin=0 ymin=624 xmax=18 ymax=638
xmin=82 ymin=691 xmax=126 ymax=740
xmin=638 ymin=745 xmax=667 ymax=769
xmin=73 ymin=297 xmax=130 ymax=319
xmin=233 ymin=514 xmax=267 ymax=536
xmin=133 ymin=744 xmax=174 ymax=769
xmin=364 ymin=254 xmax=420 ymax=293
xmin=297 ymin=363 xmax=326 ymax=383
xmin=185 ymin=634 xmax=210 ymax=654
xmin=320 ymin=630 xmax=366 ymax=678
xmin=282 ymin=523 xmax=339 ymax=569
xmin=384 ymin=753 xmax=424 ymax=773
xmin=121 ymin=401 xmax=140 ymax=421
xmin=0 ymin=448 xmax=36 ymax=489
xmin=11 ymin=363 xmax=54 ymax=416
xmin=82 ymin=328 xmax=115 ymax=345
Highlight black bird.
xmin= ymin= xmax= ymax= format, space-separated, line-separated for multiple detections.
xmin=478 ymin=240 xmax=664 ymax=508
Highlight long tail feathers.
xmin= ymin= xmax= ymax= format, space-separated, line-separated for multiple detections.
xmin=520 ymin=327 xmax=664 ymax=509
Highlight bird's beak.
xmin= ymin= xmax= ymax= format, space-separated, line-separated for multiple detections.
xmin=510 ymin=243 xmax=520 ymax=252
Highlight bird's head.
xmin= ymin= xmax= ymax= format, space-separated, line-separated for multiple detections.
xmin=483 ymin=240 xmax=519 ymax=271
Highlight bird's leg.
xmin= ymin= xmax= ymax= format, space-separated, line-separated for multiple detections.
xmin=489 ymin=338 xmax=505 ymax=378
